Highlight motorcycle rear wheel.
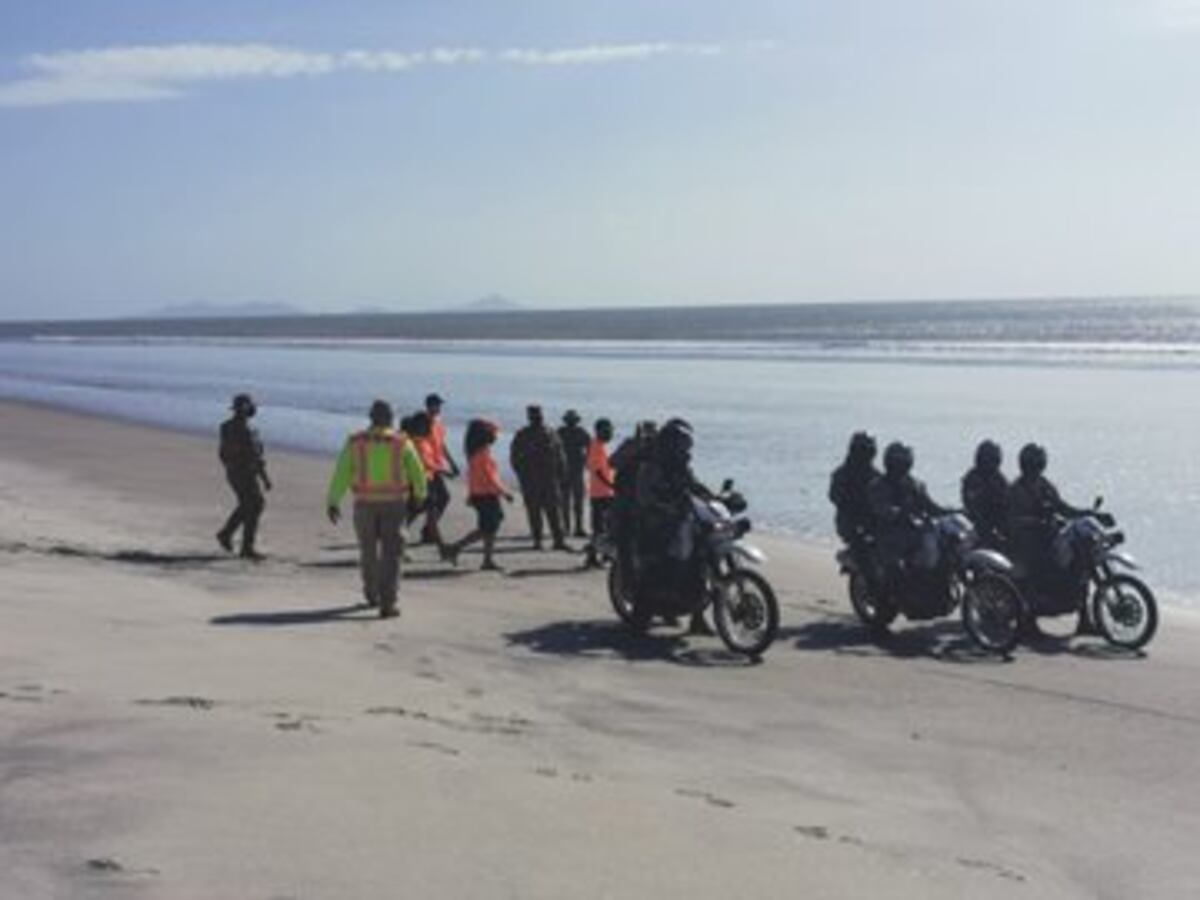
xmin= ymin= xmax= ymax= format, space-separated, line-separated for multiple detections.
xmin=848 ymin=571 xmax=898 ymax=630
xmin=1092 ymin=574 xmax=1158 ymax=651
xmin=961 ymin=573 xmax=1022 ymax=656
xmin=713 ymin=570 xmax=779 ymax=659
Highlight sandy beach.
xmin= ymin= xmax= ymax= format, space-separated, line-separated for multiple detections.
xmin=2 ymin=399 xmax=1198 ymax=899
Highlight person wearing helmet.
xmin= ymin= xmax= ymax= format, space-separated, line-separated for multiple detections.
xmin=634 ymin=418 xmax=715 ymax=634
xmin=961 ymin=440 xmax=1009 ymax=548
xmin=558 ymin=409 xmax=592 ymax=538
xmin=510 ymin=405 xmax=569 ymax=550
xmin=829 ymin=431 xmax=880 ymax=551
xmin=609 ymin=421 xmax=658 ymax=580
xmin=867 ymin=441 xmax=949 ymax=580
xmin=216 ymin=393 xmax=272 ymax=560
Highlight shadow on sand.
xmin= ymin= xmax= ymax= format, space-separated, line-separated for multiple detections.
xmin=781 ymin=615 xmax=1011 ymax=665
xmin=505 ymin=619 xmax=760 ymax=667
xmin=210 ymin=604 xmax=375 ymax=627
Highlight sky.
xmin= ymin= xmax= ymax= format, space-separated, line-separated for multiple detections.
xmin=1 ymin=0 xmax=1199 ymax=320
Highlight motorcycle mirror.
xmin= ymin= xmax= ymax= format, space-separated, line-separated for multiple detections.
xmin=721 ymin=478 xmax=734 ymax=492
xmin=1093 ymin=495 xmax=1104 ymax=510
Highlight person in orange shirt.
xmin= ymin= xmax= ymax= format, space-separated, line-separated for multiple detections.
xmin=444 ymin=419 xmax=513 ymax=571
xmin=422 ymin=393 xmax=460 ymax=544
xmin=405 ymin=412 xmax=447 ymax=552
xmin=584 ymin=418 xmax=616 ymax=567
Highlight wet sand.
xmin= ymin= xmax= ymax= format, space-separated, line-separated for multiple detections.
xmin=1 ymin=399 xmax=1198 ymax=899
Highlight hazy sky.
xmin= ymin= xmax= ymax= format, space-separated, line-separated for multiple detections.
xmin=2 ymin=0 xmax=1199 ymax=319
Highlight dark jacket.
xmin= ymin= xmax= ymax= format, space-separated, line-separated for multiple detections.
xmin=219 ymin=416 xmax=266 ymax=479
xmin=961 ymin=467 xmax=1009 ymax=545
xmin=510 ymin=425 xmax=565 ymax=497
xmin=829 ymin=462 xmax=880 ymax=543
xmin=557 ymin=424 xmax=591 ymax=476
xmin=1008 ymin=475 xmax=1084 ymax=532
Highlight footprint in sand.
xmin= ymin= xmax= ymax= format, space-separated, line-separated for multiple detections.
xmin=956 ymin=857 xmax=1026 ymax=883
xmin=275 ymin=715 xmax=323 ymax=734
xmin=409 ymin=739 xmax=460 ymax=757
xmin=85 ymin=857 xmax=160 ymax=877
xmin=135 ymin=696 xmax=216 ymax=711
xmin=2 ymin=685 xmax=47 ymax=703
xmin=675 ymin=788 xmax=736 ymax=809
xmin=794 ymin=825 xmax=831 ymax=840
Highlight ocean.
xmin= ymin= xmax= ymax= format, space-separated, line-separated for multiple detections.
xmin=2 ymin=298 xmax=1198 ymax=606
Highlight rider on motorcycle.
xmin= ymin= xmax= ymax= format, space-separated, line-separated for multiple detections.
xmin=867 ymin=442 xmax=950 ymax=584
xmin=961 ymin=439 xmax=1009 ymax=549
xmin=1008 ymin=443 xmax=1112 ymax=634
xmin=634 ymin=418 xmax=715 ymax=634
xmin=829 ymin=431 xmax=880 ymax=577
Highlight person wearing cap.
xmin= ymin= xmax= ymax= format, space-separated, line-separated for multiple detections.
xmin=326 ymin=400 xmax=428 ymax=618
xmin=421 ymin=393 xmax=459 ymax=544
xmin=557 ymin=409 xmax=591 ymax=538
xmin=509 ymin=405 xmax=568 ymax=550
xmin=216 ymin=393 xmax=272 ymax=560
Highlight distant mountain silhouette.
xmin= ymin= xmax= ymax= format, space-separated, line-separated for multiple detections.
xmin=454 ymin=294 xmax=523 ymax=313
xmin=140 ymin=301 xmax=306 ymax=319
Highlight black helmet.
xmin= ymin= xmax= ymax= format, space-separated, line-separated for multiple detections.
xmin=1018 ymin=443 xmax=1047 ymax=476
xmin=658 ymin=418 xmax=694 ymax=462
xmin=883 ymin=441 xmax=914 ymax=476
xmin=847 ymin=431 xmax=876 ymax=464
xmin=975 ymin=439 xmax=1002 ymax=471
xmin=369 ymin=399 xmax=394 ymax=428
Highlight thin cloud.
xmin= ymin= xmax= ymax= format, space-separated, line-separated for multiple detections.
xmin=0 ymin=41 xmax=733 ymax=108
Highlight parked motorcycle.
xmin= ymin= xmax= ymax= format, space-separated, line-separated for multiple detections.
xmin=1015 ymin=498 xmax=1158 ymax=650
xmin=838 ymin=512 xmax=1023 ymax=655
xmin=603 ymin=482 xmax=780 ymax=659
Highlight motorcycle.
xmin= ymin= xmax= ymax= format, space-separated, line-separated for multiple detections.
xmin=1015 ymin=498 xmax=1158 ymax=651
xmin=838 ymin=512 xmax=1023 ymax=655
xmin=602 ymin=481 xmax=780 ymax=659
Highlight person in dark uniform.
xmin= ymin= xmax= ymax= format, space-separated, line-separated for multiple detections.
xmin=216 ymin=393 xmax=271 ymax=560
xmin=610 ymin=421 xmax=657 ymax=577
xmin=509 ymin=405 xmax=568 ymax=550
xmin=867 ymin=442 xmax=948 ymax=580
xmin=828 ymin=431 xmax=880 ymax=557
xmin=961 ymin=439 xmax=1009 ymax=549
xmin=557 ymin=409 xmax=591 ymax=538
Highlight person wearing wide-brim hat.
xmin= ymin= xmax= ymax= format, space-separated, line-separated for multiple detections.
xmin=217 ymin=393 xmax=272 ymax=560
xmin=557 ymin=409 xmax=591 ymax=538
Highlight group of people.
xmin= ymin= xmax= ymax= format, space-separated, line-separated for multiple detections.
xmin=829 ymin=432 xmax=1110 ymax=630
xmin=215 ymin=392 xmax=623 ymax=618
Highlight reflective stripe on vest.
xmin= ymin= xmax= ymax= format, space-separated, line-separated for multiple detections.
xmin=350 ymin=431 xmax=410 ymax=501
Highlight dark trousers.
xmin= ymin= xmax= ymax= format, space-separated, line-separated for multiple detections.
xmin=219 ymin=471 xmax=264 ymax=553
xmin=561 ymin=469 xmax=586 ymax=534
xmin=590 ymin=496 xmax=613 ymax=540
xmin=521 ymin=483 xmax=564 ymax=545
xmin=354 ymin=501 xmax=406 ymax=611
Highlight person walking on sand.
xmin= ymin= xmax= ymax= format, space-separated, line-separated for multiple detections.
xmin=584 ymin=418 xmax=616 ymax=568
xmin=420 ymin=393 xmax=459 ymax=544
xmin=216 ymin=393 xmax=272 ymax=560
xmin=558 ymin=409 xmax=591 ymax=538
xmin=407 ymin=411 xmax=447 ymax=553
xmin=444 ymin=419 xmax=514 ymax=570
xmin=326 ymin=400 xmax=427 ymax=618
xmin=510 ymin=405 xmax=569 ymax=550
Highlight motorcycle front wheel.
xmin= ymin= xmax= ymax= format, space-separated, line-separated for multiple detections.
xmin=607 ymin=562 xmax=640 ymax=628
xmin=848 ymin=571 xmax=897 ymax=630
xmin=1092 ymin=574 xmax=1158 ymax=651
xmin=961 ymin=573 xmax=1023 ymax=656
xmin=712 ymin=569 xmax=779 ymax=659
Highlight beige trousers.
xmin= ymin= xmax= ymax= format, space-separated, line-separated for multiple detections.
xmin=353 ymin=501 xmax=407 ymax=611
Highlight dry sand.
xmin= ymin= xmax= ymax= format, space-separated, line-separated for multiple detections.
xmin=1 ymin=399 xmax=1198 ymax=899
